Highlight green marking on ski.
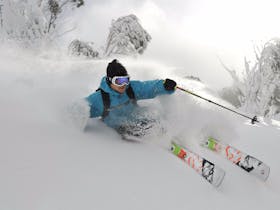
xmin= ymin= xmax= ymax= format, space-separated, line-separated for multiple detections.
xmin=207 ymin=137 xmax=217 ymax=150
xmin=171 ymin=142 xmax=182 ymax=155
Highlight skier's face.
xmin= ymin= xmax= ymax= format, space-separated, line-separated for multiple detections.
xmin=110 ymin=83 xmax=127 ymax=94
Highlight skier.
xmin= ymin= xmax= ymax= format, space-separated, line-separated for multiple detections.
xmin=86 ymin=59 xmax=177 ymax=138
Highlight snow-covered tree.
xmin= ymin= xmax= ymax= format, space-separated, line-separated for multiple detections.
xmin=245 ymin=39 xmax=280 ymax=118
xmin=2 ymin=0 xmax=84 ymax=48
xmin=68 ymin=39 xmax=99 ymax=58
xmin=221 ymin=39 xmax=280 ymax=119
xmin=105 ymin=14 xmax=151 ymax=56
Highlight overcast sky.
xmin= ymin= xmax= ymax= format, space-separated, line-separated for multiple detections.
xmin=66 ymin=0 xmax=280 ymax=88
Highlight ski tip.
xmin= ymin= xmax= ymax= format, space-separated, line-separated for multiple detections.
xmin=263 ymin=166 xmax=270 ymax=182
xmin=212 ymin=169 xmax=226 ymax=188
xmin=256 ymin=164 xmax=270 ymax=182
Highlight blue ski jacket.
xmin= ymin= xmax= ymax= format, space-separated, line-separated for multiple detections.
xmin=86 ymin=77 xmax=175 ymax=129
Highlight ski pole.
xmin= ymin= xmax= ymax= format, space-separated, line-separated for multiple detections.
xmin=176 ymin=86 xmax=259 ymax=124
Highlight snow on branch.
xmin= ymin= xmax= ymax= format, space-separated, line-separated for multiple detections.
xmin=222 ymin=39 xmax=280 ymax=119
xmin=105 ymin=14 xmax=151 ymax=57
xmin=68 ymin=39 xmax=99 ymax=58
xmin=2 ymin=0 xmax=84 ymax=48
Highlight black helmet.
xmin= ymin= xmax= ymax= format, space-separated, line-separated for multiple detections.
xmin=106 ymin=59 xmax=128 ymax=83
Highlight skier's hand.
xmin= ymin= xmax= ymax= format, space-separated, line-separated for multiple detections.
xmin=163 ymin=79 xmax=177 ymax=91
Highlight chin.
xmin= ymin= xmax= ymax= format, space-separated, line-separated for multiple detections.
xmin=118 ymin=89 xmax=126 ymax=94
xmin=111 ymin=84 xmax=127 ymax=94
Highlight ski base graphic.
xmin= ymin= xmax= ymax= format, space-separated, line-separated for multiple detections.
xmin=171 ymin=141 xmax=225 ymax=187
xmin=202 ymin=137 xmax=270 ymax=181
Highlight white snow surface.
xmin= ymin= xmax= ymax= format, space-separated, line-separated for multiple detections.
xmin=0 ymin=48 xmax=280 ymax=210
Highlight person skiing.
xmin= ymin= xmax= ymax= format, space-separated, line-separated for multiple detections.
xmin=85 ymin=59 xmax=177 ymax=138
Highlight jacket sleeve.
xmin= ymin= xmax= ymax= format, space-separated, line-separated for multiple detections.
xmin=85 ymin=91 xmax=104 ymax=118
xmin=130 ymin=79 xmax=175 ymax=100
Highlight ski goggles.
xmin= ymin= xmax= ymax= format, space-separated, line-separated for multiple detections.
xmin=110 ymin=76 xmax=130 ymax=86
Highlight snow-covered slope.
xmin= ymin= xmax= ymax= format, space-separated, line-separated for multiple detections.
xmin=0 ymin=48 xmax=279 ymax=210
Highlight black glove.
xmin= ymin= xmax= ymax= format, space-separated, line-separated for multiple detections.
xmin=163 ymin=79 xmax=177 ymax=91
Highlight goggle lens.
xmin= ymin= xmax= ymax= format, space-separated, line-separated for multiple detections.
xmin=113 ymin=76 xmax=130 ymax=86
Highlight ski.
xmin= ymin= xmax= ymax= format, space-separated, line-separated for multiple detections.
xmin=201 ymin=137 xmax=270 ymax=181
xmin=170 ymin=141 xmax=225 ymax=187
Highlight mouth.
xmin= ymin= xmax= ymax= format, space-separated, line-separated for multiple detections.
xmin=118 ymin=85 xmax=126 ymax=90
